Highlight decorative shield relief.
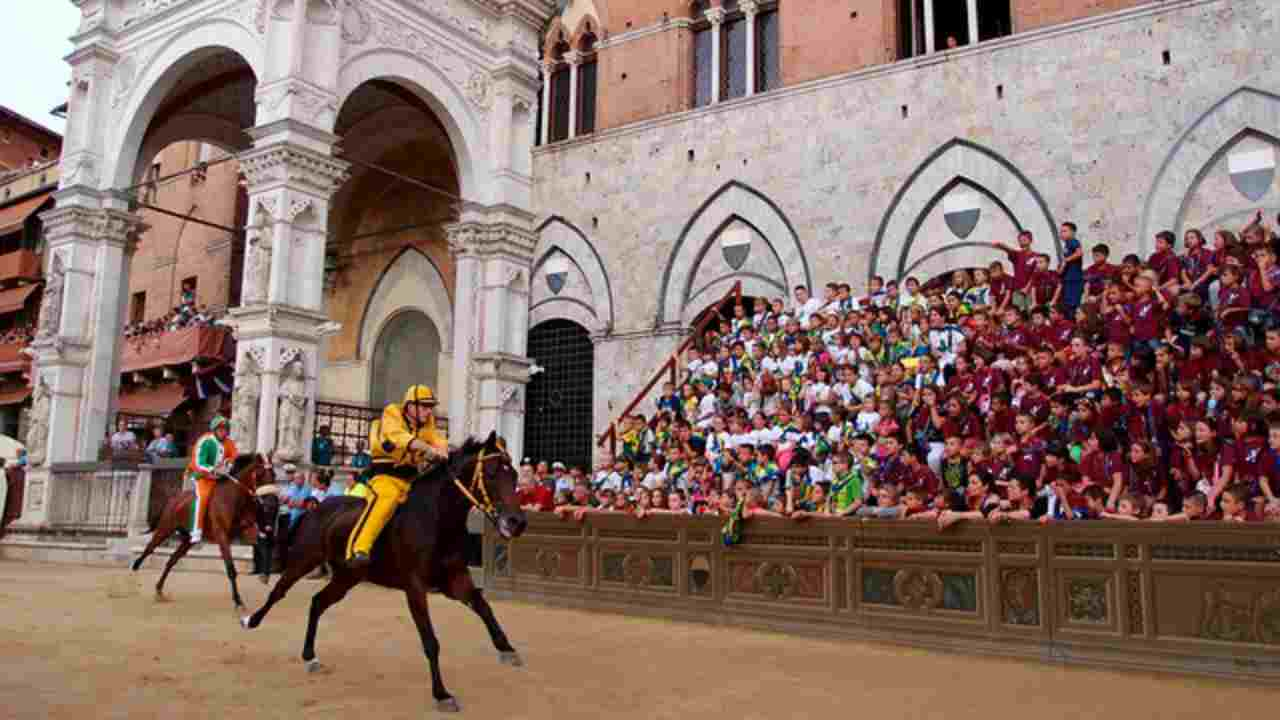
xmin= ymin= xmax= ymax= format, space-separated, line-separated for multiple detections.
xmin=943 ymin=192 xmax=982 ymax=239
xmin=544 ymin=254 xmax=569 ymax=295
xmin=1228 ymin=148 xmax=1276 ymax=203
xmin=719 ymin=225 xmax=752 ymax=270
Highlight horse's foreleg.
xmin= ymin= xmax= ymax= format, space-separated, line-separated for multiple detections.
xmin=155 ymin=537 xmax=193 ymax=600
xmin=446 ymin=568 xmax=520 ymax=664
xmin=131 ymin=523 xmax=173 ymax=572
xmin=243 ymin=558 xmax=310 ymax=630
xmin=300 ymin=573 xmax=357 ymax=672
xmin=216 ymin=539 xmax=245 ymax=611
xmin=406 ymin=583 xmax=456 ymax=711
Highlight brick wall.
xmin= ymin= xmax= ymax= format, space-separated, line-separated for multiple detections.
xmin=127 ymin=142 xmax=241 ymax=321
xmin=0 ymin=116 xmax=61 ymax=173
xmin=1014 ymin=0 xmax=1152 ymax=33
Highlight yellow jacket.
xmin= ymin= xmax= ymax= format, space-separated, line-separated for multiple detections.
xmin=370 ymin=403 xmax=448 ymax=470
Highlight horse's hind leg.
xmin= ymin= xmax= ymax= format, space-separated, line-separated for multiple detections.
xmin=446 ymin=567 xmax=521 ymax=666
xmin=300 ymin=572 xmax=358 ymax=673
xmin=216 ymin=539 xmax=245 ymax=611
xmin=155 ymin=537 xmax=193 ymax=601
xmin=131 ymin=523 xmax=173 ymax=572
xmin=406 ymin=581 xmax=457 ymax=711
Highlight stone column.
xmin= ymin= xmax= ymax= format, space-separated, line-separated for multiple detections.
xmin=966 ymin=0 xmax=980 ymax=46
xmin=565 ymin=51 xmax=582 ymax=140
xmin=228 ymin=122 xmax=348 ymax=460
xmin=924 ymin=0 xmax=936 ymax=54
xmin=13 ymin=204 xmax=143 ymax=529
xmin=706 ymin=7 xmax=726 ymax=104
xmin=447 ymin=205 xmax=538 ymax=461
xmin=539 ymin=60 xmax=554 ymax=146
xmin=742 ymin=0 xmax=759 ymax=96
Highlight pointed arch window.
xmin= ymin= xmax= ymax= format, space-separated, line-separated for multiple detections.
xmin=577 ymin=33 xmax=598 ymax=137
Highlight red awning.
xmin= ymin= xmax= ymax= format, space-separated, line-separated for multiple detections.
xmin=0 ymin=283 xmax=40 ymax=315
xmin=117 ymin=382 xmax=188 ymax=417
xmin=120 ymin=325 xmax=233 ymax=374
xmin=0 ymin=342 xmax=30 ymax=374
xmin=0 ymin=386 xmax=31 ymax=406
xmin=0 ymin=192 xmax=53 ymax=236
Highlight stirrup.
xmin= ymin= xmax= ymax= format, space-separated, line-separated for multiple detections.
xmin=346 ymin=551 xmax=371 ymax=569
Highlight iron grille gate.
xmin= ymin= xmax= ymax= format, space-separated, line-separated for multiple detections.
xmin=523 ymin=319 xmax=594 ymax=471
xmin=313 ymin=401 xmax=449 ymax=466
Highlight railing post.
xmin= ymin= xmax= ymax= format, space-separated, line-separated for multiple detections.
xmin=130 ymin=465 xmax=153 ymax=538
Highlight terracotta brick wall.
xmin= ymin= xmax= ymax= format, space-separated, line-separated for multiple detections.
xmin=597 ymin=27 xmax=695 ymax=130
xmin=1013 ymin=0 xmax=1153 ymax=33
xmin=128 ymin=142 xmax=240 ymax=321
xmin=0 ymin=119 xmax=60 ymax=172
xmin=781 ymin=0 xmax=899 ymax=86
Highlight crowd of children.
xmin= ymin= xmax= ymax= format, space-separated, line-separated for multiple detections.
xmin=518 ymin=214 xmax=1280 ymax=529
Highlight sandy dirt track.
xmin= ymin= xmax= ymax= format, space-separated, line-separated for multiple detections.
xmin=0 ymin=560 xmax=1272 ymax=720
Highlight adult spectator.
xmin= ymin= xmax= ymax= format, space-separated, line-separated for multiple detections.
xmin=350 ymin=439 xmax=372 ymax=481
xmin=312 ymin=425 xmax=335 ymax=466
xmin=281 ymin=464 xmax=309 ymax=531
xmin=145 ymin=426 xmax=177 ymax=463
xmin=109 ymin=418 xmax=139 ymax=452
xmin=517 ymin=469 xmax=554 ymax=512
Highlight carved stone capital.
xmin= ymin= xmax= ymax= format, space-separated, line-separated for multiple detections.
xmin=446 ymin=218 xmax=537 ymax=265
xmin=563 ymin=50 xmax=584 ymax=67
xmin=739 ymin=0 xmax=761 ymax=18
xmin=237 ymin=142 xmax=350 ymax=199
xmin=704 ymin=7 xmax=726 ymax=26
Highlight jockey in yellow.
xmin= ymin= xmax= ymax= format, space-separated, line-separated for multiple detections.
xmin=345 ymin=384 xmax=448 ymax=568
xmin=188 ymin=415 xmax=238 ymax=545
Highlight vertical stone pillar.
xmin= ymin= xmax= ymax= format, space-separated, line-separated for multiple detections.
xmin=447 ymin=205 xmax=538 ymax=460
xmin=966 ymin=0 xmax=980 ymax=46
xmin=539 ymin=60 xmax=554 ymax=146
xmin=742 ymin=0 xmax=759 ymax=96
xmin=229 ymin=123 xmax=348 ymax=460
xmin=706 ymin=8 xmax=726 ymax=104
xmin=924 ymin=0 xmax=937 ymax=54
xmin=565 ymin=51 xmax=582 ymax=140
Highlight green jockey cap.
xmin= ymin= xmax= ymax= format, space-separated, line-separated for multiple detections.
xmin=210 ymin=415 xmax=230 ymax=432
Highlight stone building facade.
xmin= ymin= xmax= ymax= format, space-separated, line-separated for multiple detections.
xmin=531 ymin=0 xmax=1280 ymax=456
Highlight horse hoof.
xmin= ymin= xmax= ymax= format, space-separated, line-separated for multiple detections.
xmin=259 ymin=575 xmax=270 ymax=586
xmin=498 ymin=651 xmax=524 ymax=668
xmin=240 ymin=615 xmax=253 ymax=630
xmin=435 ymin=698 xmax=461 ymax=713
xmin=304 ymin=658 xmax=323 ymax=674
xmin=154 ymin=592 xmax=170 ymax=603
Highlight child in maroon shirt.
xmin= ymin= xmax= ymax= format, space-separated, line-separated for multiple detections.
xmin=1147 ymin=231 xmax=1182 ymax=287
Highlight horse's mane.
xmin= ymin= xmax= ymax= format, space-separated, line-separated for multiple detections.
xmin=230 ymin=454 xmax=260 ymax=476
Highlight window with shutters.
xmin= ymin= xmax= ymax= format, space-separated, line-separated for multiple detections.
xmin=693 ymin=23 xmax=714 ymax=108
xmin=691 ymin=1 xmax=781 ymax=106
xmin=550 ymin=65 xmax=571 ymax=142
xmin=756 ymin=7 xmax=780 ymax=93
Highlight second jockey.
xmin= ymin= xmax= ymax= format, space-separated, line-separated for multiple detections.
xmin=188 ymin=415 xmax=238 ymax=545
xmin=345 ymin=384 xmax=447 ymax=569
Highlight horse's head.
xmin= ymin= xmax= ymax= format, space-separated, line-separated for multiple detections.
xmin=452 ymin=431 xmax=526 ymax=540
xmin=231 ymin=453 xmax=273 ymax=493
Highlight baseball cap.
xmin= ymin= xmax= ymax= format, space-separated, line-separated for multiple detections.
xmin=283 ymin=463 xmax=298 ymax=473
xmin=552 ymin=461 xmax=566 ymax=470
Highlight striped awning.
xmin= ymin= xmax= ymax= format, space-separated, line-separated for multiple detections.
xmin=117 ymin=382 xmax=189 ymax=417
xmin=0 ymin=283 xmax=40 ymax=316
xmin=0 ymin=192 xmax=53 ymax=237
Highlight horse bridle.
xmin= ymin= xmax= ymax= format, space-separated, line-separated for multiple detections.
xmin=451 ymin=448 xmax=508 ymax=527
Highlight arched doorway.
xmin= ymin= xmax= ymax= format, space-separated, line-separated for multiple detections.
xmin=523 ymin=319 xmax=594 ymax=470
xmin=370 ymin=311 xmax=442 ymax=410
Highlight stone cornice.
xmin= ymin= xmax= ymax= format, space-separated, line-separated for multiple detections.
xmin=39 ymin=206 xmax=147 ymax=250
xmin=226 ymin=303 xmax=331 ymax=344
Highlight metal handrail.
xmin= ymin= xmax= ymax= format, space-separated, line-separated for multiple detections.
xmin=595 ymin=281 xmax=742 ymax=457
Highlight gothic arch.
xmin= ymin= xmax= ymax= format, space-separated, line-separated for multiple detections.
xmin=530 ymin=217 xmax=614 ymax=333
xmin=357 ymin=247 xmax=454 ymax=364
xmin=337 ymin=50 xmax=488 ymax=204
xmin=1140 ymin=87 xmax=1280 ymax=252
xmin=870 ymin=138 xmax=1058 ymax=283
xmin=106 ymin=19 xmax=265 ymax=191
xmin=895 ymin=176 xmax=1027 ymax=279
xmin=657 ymin=180 xmax=811 ymax=327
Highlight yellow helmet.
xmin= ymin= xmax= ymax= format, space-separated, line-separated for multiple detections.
xmin=403 ymin=384 xmax=438 ymax=407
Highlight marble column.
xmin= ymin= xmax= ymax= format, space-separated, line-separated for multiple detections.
xmin=966 ymin=0 xmax=980 ymax=46
xmin=539 ymin=60 xmax=554 ymax=146
xmin=706 ymin=7 xmax=726 ymax=104
xmin=565 ymin=50 xmax=582 ymax=140
xmin=228 ymin=122 xmax=348 ymax=461
xmin=924 ymin=0 xmax=937 ymax=54
xmin=742 ymin=0 xmax=760 ymax=96
xmin=446 ymin=205 xmax=538 ymax=461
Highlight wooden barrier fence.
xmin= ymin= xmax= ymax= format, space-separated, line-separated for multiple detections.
xmin=484 ymin=513 xmax=1280 ymax=683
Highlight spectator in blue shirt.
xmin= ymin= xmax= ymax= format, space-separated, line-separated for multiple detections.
xmin=311 ymin=425 xmax=335 ymax=466
xmin=281 ymin=464 xmax=310 ymax=529
xmin=350 ymin=439 xmax=372 ymax=482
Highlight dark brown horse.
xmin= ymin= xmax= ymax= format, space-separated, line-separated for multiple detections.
xmin=241 ymin=432 xmax=527 ymax=713
xmin=132 ymin=453 xmax=277 ymax=610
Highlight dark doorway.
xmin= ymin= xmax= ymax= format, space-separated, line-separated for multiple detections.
xmin=523 ymin=319 xmax=594 ymax=471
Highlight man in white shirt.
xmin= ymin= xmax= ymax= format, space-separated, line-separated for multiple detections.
xmin=792 ymin=285 xmax=825 ymax=329
xmin=552 ymin=462 xmax=575 ymax=494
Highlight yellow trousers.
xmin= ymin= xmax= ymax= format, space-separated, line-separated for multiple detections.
xmin=346 ymin=474 xmax=410 ymax=560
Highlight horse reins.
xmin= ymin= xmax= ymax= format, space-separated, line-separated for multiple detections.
xmin=451 ymin=449 xmax=505 ymax=526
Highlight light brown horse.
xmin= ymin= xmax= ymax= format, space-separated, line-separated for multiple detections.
xmin=132 ymin=453 xmax=276 ymax=610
